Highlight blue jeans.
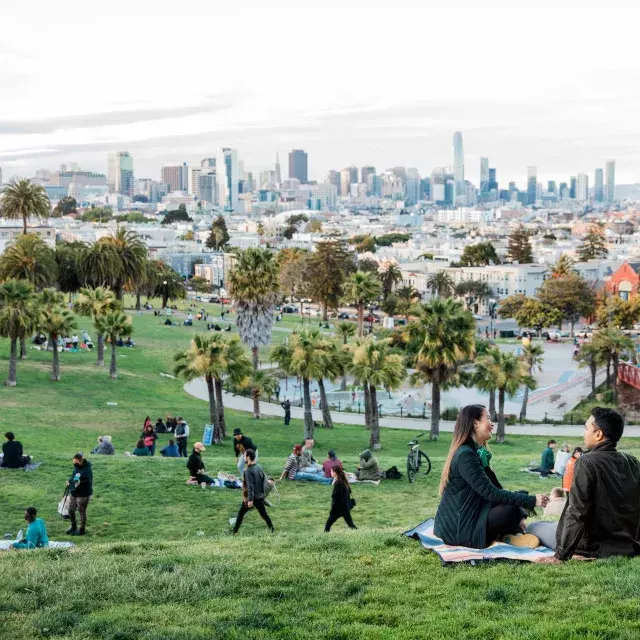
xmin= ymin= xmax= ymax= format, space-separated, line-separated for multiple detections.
xmin=294 ymin=471 xmax=332 ymax=484
xmin=237 ymin=450 xmax=259 ymax=476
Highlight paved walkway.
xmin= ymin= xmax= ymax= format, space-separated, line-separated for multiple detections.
xmin=183 ymin=378 xmax=640 ymax=437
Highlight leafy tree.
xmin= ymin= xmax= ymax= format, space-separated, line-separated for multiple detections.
xmin=190 ymin=276 xmax=211 ymax=294
xmin=161 ymin=206 xmax=192 ymax=225
xmin=426 ymin=270 xmax=454 ymax=298
xmin=507 ymin=226 xmax=533 ymax=264
xmin=52 ymin=196 xmax=78 ymax=217
xmin=56 ymin=241 xmax=86 ymax=297
xmin=538 ymin=274 xmax=596 ymax=336
xmin=74 ymin=287 xmax=119 ymax=367
xmin=281 ymin=214 xmax=309 ymax=240
xmin=355 ymin=235 xmax=377 ymax=253
xmin=350 ymin=339 xmax=406 ymax=449
xmin=394 ymin=285 xmax=422 ymax=322
xmin=455 ymin=281 xmax=493 ymax=309
xmin=576 ymin=342 xmax=604 ymax=397
xmin=459 ymin=242 xmax=499 ymax=267
xmin=380 ymin=263 xmax=402 ymax=299
xmin=119 ymin=211 xmax=149 ymax=223
xmin=206 ymin=215 xmax=230 ymax=250
xmin=98 ymin=228 xmax=148 ymax=301
xmin=577 ymin=224 xmax=608 ymax=261
xmin=514 ymin=298 xmax=563 ymax=331
xmin=375 ymin=233 xmax=411 ymax=246
xmin=0 ymin=233 xmax=57 ymax=289
xmin=306 ymin=218 xmax=323 ymax=233
xmin=94 ymin=311 xmax=133 ymax=379
xmin=150 ymin=261 xmax=186 ymax=308
xmin=38 ymin=288 xmax=78 ymax=382
xmin=0 ymin=279 xmax=37 ymax=386
xmin=357 ymin=258 xmax=379 ymax=274
xmin=278 ymin=248 xmax=309 ymax=313
xmin=228 ymin=247 xmax=279 ymax=418
xmin=519 ymin=342 xmax=544 ymax=421
xmin=342 ymin=271 xmax=382 ymax=337
xmin=591 ymin=327 xmax=634 ymax=403
xmin=0 ymin=178 xmax=51 ymax=234
xmin=596 ymin=296 xmax=640 ymax=329
xmin=550 ymin=254 xmax=575 ymax=278
xmin=336 ymin=321 xmax=357 ymax=390
xmin=80 ymin=206 xmax=113 ymax=223
xmin=498 ymin=294 xmax=528 ymax=320
xmin=306 ymin=240 xmax=356 ymax=320
xmin=407 ymin=299 xmax=475 ymax=439
xmin=381 ymin=293 xmax=399 ymax=318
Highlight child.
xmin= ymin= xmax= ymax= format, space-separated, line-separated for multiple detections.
xmin=543 ymin=487 xmax=567 ymax=516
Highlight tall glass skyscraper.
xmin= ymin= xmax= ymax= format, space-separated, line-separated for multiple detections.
xmin=452 ymin=132 xmax=464 ymax=193
xmin=527 ymin=166 xmax=537 ymax=205
xmin=216 ymin=147 xmax=239 ymax=211
xmin=606 ymin=159 xmax=616 ymax=204
xmin=288 ymin=150 xmax=308 ymax=183
xmin=594 ymin=168 xmax=604 ymax=202
xmin=480 ymin=157 xmax=489 ymax=194
xmin=108 ymin=151 xmax=134 ymax=197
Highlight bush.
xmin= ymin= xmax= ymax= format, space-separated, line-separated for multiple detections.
xmin=440 ymin=406 xmax=460 ymax=421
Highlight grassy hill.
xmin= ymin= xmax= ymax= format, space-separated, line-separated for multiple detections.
xmin=1 ymin=300 xmax=639 ymax=639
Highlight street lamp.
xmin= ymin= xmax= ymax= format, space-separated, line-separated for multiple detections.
xmin=488 ymin=298 xmax=497 ymax=339
xmin=163 ymin=280 xmax=168 ymax=311
xmin=219 ymin=288 xmax=227 ymax=317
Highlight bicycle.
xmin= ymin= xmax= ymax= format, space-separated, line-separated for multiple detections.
xmin=406 ymin=433 xmax=431 ymax=483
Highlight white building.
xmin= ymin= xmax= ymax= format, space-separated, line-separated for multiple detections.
xmin=159 ymin=191 xmax=197 ymax=212
xmin=108 ymin=152 xmax=134 ymax=196
xmin=217 ymin=147 xmax=239 ymax=211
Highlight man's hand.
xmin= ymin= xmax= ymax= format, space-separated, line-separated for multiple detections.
xmin=535 ymin=494 xmax=549 ymax=508
xmin=247 ymin=501 xmax=254 ymax=508
xmin=536 ymin=556 xmax=563 ymax=564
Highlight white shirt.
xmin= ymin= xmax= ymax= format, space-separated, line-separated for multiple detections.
xmin=553 ymin=450 xmax=571 ymax=476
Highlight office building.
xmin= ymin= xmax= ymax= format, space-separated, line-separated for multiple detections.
xmin=488 ymin=168 xmax=498 ymax=192
xmin=108 ymin=152 xmax=134 ymax=196
xmin=201 ymin=157 xmax=216 ymax=169
xmin=340 ymin=166 xmax=358 ymax=197
xmin=526 ymin=166 xmax=537 ymax=205
xmin=368 ymin=174 xmax=382 ymax=197
xmin=594 ymin=168 xmax=604 ymax=203
xmin=361 ymin=166 xmax=376 ymax=185
xmin=326 ymin=170 xmax=341 ymax=195
xmin=187 ymin=167 xmax=202 ymax=196
xmin=406 ymin=168 xmax=421 ymax=204
xmin=217 ymin=147 xmax=239 ymax=211
xmin=198 ymin=173 xmax=216 ymax=204
xmin=569 ymin=176 xmax=577 ymax=199
xmin=161 ymin=164 xmax=188 ymax=193
xmin=452 ymin=132 xmax=464 ymax=194
xmin=547 ymin=180 xmax=557 ymax=195
xmin=50 ymin=170 xmax=107 ymax=189
xmin=480 ymin=157 xmax=489 ymax=194
xmin=576 ymin=173 xmax=589 ymax=202
xmin=288 ymin=150 xmax=308 ymax=183
xmin=606 ymin=159 xmax=615 ymax=203
xmin=275 ymin=153 xmax=282 ymax=185
xmin=259 ymin=170 xmax=277 ymax=190
xmin=420 ymin=177 xmax=431 ymax=201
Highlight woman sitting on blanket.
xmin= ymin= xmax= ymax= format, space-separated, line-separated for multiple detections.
xmin=434 ymin=404 xmax=548 ymax=549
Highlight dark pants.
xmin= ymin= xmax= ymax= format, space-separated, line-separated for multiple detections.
xmin=233 ymin=498 xmax=274 ymax=533
xmin=69 ymin=496 xmax=91 ymax=530
xmin=147 ymin=444 xmax=156 ymax=456
xmin=485 ymin=504 xmax=522 ymax=546
xmin=1 ymin=455 xmax=31 ymax=468
xmin=194 ymin=474 xmax=215 ymax=485
xmin=284 ymin=412 xmax=290 ymax=426
xmin=178 ymin=438 xmax=188 ymax=457
xmin=325 ymin=509 xmax=356 ymax=532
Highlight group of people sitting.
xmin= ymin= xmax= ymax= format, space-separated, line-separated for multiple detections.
xmin=433 ymin=404 xmax=640 ymax=562
xmin=32 ymin=330 xmax=94 ymax=351
xmin=529 ymin=439 xmax=583 ymax=488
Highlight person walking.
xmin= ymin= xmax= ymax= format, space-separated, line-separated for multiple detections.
xmin=232 ymin=449 xmax=274 ymax=534
xmin=175 ymin=417 xmax=190 ymax=457
xmin=325 ymin=466 xmax=357 ymax=532
xmin=66 ymin=452 xmax=93 ymax=536
xmin=281 ymin=399 xmax=291 ymax=426
xmin=233 ymin=428 xmax=257 ymax=477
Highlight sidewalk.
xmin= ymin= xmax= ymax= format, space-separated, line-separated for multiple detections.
xmin=183 ymin=378 xmax=640 ymax=437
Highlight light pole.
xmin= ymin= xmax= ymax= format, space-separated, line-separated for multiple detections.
xmin=488 ymin=298 xmax=497 ymax=338
xmin=163 ymin=280 xmax=168 ymax=311
xmin=219 ymin=288 xmax=227 ymax=317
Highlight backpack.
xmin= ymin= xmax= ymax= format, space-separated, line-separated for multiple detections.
xmin=384 ymin=465 xmax=403 ymax=480
xmin=261 ymin=467 xmax=274 ymax=496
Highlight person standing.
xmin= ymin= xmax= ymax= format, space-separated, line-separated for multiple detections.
xmin=10 ymin=507 xmax=49 ymax=549
xmin=175 ymin=417 xmax=190 ymax=457
xmin=142 ymin=423 xmax=158 ymax=456
xmin=233 ymin=428 xmax=257 ymax=477
xmin=325 ymin=466 xmax=357 ymax=532
xmin=71 ymin=334 xmax=79 ymax=351
xmin=275 ymin=384 xmax=281 ymax=403
xmin=232 ymin=449 xmax=274 ymax=534
xmin=66 ymin=452 xmax=93 ymax=536
xmin=281 ymin=399 xmax=291 ymax=426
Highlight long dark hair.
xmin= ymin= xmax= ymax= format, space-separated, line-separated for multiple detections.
xmin=332 ymin=465 xmax=350 ymax=488
xmin=439 ymin=404 xmax=486 ymax=494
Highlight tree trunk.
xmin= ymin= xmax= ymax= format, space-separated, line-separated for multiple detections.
xmin=357 ymin=303 xmax=364 ymax=338
xmin=162 ymin=292 xmax=168 ymax=309
xmin=363 ymin=382 xmax=372 ymax=429
xmin=590 ymin=363 xmax=596 ymax=396
xmin=430 ymin=381 xmax=441 ymax=440
xmin=135 ymin=291 xmax=141 ymax=311
xmin=51 ymin=336 xmax=61 ymax=382
xmin=97 ymin=334 xmax=105 ymax=367
xmin=20 ymin=337 xmax=27 ymax=359
xmin=215 ymin=378 xmax=226 ymax=439
xmin=23 ymin=215 xmax=28 ymax=235
xmin=302 ymin=377 xmax=314 ymax=439
xmin=606 ymin=357 xmax=611 ymax=388
xmin=6 ymin=338 xmax=18 ymax=387
xmin=251 ymin=346 xmax=260 ymax=419
xmin=496 ymin=388 xmax=506 ymax=443
xmin=519 ymin=385 xmax=529 ymax=422
xmin=340 ymin=335 xmax=348 ymax=391
xmin=206 ymin=375 xmax=221 ymax=443
xmin=317 ymin=378 xmax=333 ymax=428
xmin=109 ymin=342 xmax=117 ymax=379
xmin=612 ymin=354 xmax=619 ymax=404
xmin=489 ymin=389 xmax=496 ymax=422
xmin=369 ymin=385 xmax=380 ymax=449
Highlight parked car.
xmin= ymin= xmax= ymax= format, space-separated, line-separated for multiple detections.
xmin=338 ymin=312 xmax=351 ymax=320
xmin=208 ymin=296 xmax=220 ymax=303
xmin=282 ymin=305 xmax=299 ymax=313
xmin=363 ymin=314 xmax=381 ymax=323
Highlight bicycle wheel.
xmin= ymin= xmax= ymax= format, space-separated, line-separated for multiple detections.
xmin=419 ymin=451 xmax=432 ymax=476
xmin=407 ymin=453 xmax=416 ymax=483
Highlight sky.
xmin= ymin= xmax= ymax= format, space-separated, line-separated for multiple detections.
xmin=2 ymin=0 xmax=640 ymax=186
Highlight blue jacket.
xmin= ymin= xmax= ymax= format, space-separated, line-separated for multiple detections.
xmin=161 ymin=444 xmax=180 ymax=458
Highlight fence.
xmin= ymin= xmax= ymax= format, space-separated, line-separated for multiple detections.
xmin=619 ymin=362 xmax=640 ymax=391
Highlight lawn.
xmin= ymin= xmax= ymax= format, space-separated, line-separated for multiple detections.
xmin=1 ymin=301 xmax=639 ymax=640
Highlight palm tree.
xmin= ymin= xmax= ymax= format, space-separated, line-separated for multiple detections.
xmin=380 ymin=263 xmax=402 ymax=299
xmin=592 ymin=327 xmax=634 ymax=403
xmin=472 ymin=347 xmax=500 ymax=421
xmin=426 ymin=270 xmax=455 ymax=298
xmin=551 ymin=254 xmax=575 ymax=278
xmin=218 ymin=336 xmax=252 ymax=438
xmin=0 ymin=279 xmax=37 ymax=386
xmin=74 ymin=287 xmax=119 ymax=366
xmin=519 ymin=343 xmax=544 ymax=421
xmin=247 ymin=369 xmax=278 ymax=416
xmin=94 ymin=311 xmax=133 ymax=379
xmin=316 ymin=342 xmax=350 ymax=429
xmin=0 ymin=233 xmax=58 ymax=289
xmin=38 ymin=288 xmax=78 ymax=382
xmin=395 ymin=285 xmax=422 ymax=323
xmin=350 ymin=339 xmax=406 ymax=449
xmin=407 ymin=299 xmax=475 ymax=439
xmin=272 ymin=329 xmax=330 ymax=438
xmin=98 ymin=228 xmax=148 ymax=301
xmin=148 ymin=260 xmax=186 ymax=308
xmin=80 ymin=241 xmax=121 ymax=290
xmin=494 ymin=352 xmax=531 ymax=443
xmin=56 ymin=241 xmax=87 ymax=300
xmin=342 ymin=271 xmax=382 ymax=338
xmin=0 ymin=178 xmax=51 ymax=234
xmin=336 ymin=321 xmax=357 ymax=390
xmin=576 ymin=342 xmax=603 ymax=397
xmin=228 ymin=247 xmax=279 ymax=418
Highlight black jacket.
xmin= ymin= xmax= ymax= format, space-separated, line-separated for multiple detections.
xmin=245 ymin=464 xmax=267 ymax=502
xmin=330 ymin=481 xmax=352 ymax=514
xmin=187 ymin=452 xmax=205 ymax=477
xmin=434 ymin=443 xmax=536 ymax=548
xmin=69 ymin=460 xmax=93 ymax=497
xmin=2 ymin=440 xmax=24 ymax=468
xmin=556 ymin=440 xmax=640 ymax=560
xmin=234 ymin=436 xmax=255 ymax=457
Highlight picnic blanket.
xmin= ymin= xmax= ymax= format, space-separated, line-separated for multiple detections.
xmin=404 ymin=518 xmax=555 ymax=565
xmin=0 ymin=461 xmax=42 ymax=472
xmin=345 ymin=472 xmax=381 ymax=485
xmin=0 ymin=541 xmax=74 ymax=551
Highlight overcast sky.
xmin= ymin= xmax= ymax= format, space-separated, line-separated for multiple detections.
xmin=2 ymin=0 xmax=640 ymax=186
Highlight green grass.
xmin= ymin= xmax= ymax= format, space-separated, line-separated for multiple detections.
xmin=1 ymin=301 xmax=640 ymax=639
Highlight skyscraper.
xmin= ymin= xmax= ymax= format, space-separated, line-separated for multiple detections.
xmin=198 ymin=173 xmax=216 ymax=204
xmin=406 ymin=168 xmax=421 ymax=204
xmin=526 ymin=166 xmax=537 ymax=205
xmin=326 ymin=170 xmax=341 ymax=195
xmin=480 ymin=157 xmax=489 ymax=194
xmin=594 ymin=168 xmax=604 ymax=203
xmin=108 ymin=152 xmax=134 ymax=196
xmin=340 ymin=166 xmax=358 ymax=197
xmin=488 ymin=168 xmax=498 ymax=192
xmin=217 ymin=147 xmax=239 ymax=211
xmin=275 ymin=153 xmax=282 ymax=186
xmin=288 ymin=150 xmax=308 ymax=183
xmin=161 ymin=164 xmax=188 ymax=192
xmin=606 ymin=159 xmax=616 ymax=203
xmin=452 ymin=132 xmax=464 ymax=193
xmin=569 ymin=176 xmax=577 ymax=199
xmin=361 ymin=166 xmax=376 ymax=185
xmin=576 ymin=173 xmax=589 ymax=202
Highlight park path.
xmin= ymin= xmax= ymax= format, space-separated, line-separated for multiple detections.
xmin=183 ymin=378 xmax=640 ymax=437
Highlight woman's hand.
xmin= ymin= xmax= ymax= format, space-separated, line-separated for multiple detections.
xmin=535 ymin=494 xmax=549 ymax=508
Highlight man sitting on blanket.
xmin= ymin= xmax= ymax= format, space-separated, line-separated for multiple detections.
xmin=1 ymin=432 xmax=32 ymax=468
xmin=530 ymin=407 xmax=640 ymax=563
xmin=10 ymin=507 xmax=49 ymax=550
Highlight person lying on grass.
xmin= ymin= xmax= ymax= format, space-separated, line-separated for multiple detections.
xmin=530 ymin=407 xmax=640 ymax=564
xmin=434 ymin=404 xmax=548 ymax=549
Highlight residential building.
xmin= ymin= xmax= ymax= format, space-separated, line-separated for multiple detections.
xmin=108 ymin=152 xmax=135 ymax=196
xmin=0 ymin=224 xmax=55 ymax=253
xmin=187 ymin=167 xmax=202 ymax=196
xmin=161 ymin=164 xmax=188 ymax=193
xmin=217 ymin=147 xmax=239 ymax=211
xmin=288 ymin=149 xmax=308 ymax=183
xmin=606 ymin=159 xmax=616 ymax=203
xmin=606 ymin=262 xmax=639 ymax=300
